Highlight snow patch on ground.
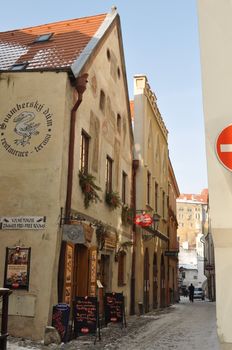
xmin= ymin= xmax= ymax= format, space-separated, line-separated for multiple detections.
xmin=8 ymin=298 xmax=220 ymax=350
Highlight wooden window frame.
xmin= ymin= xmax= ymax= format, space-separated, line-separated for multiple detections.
xmin=122 ymin=171 xmax=127 ymax=204
xmin=106 ymin=156 xmax=113 ymax=193
xmin=147 ymin=171 xmax=151 ymax=205
xmin=155 ymin=182 xmax=158 ymax=212
xmin=162 ymin=191 xmax=165 ymax=218
xmin=118 ymin=251 xmax=126 ymax=286
xmin=80 ymin=130 xmax=90 ymax=174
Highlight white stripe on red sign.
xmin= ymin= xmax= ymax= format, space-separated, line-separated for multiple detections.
xmin=220 ymin=144 xmax=232 ymax=152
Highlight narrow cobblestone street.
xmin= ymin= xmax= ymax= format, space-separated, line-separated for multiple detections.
xmin=8 ymin=297 xmax=220 ymax=350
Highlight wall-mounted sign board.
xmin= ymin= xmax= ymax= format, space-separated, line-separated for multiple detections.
xmin=62 ymin=224 xmax=85 ymax=244
xmin=165 ymin=251 xmax=179 ymax=257
xmin=4 ymin=247 xmax=31 ymax=290
xmin=0 ymin=216 xmax=46 ymax=230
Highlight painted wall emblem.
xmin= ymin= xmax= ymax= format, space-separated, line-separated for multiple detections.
xmin=0 ymin=100 xmax=53 ymax=157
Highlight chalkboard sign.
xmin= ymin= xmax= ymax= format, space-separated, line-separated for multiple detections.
xmin=73 ymin=296 xmax=99 ymax=337
xmin=52 ymin=303 xmax=70 ymax=342
xmin=104 ymin=292 xmax=126 ymax=327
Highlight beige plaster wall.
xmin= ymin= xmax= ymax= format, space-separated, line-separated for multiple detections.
xmin=133 ymin=75 xmax=169 ymax=311
xmin=72 ymin=23 xmax=133 ymax=222
xmin=133 ymin=75 xmax=169 ymax=222
xmin=0 ymin=71 xmax=69 ymax=339
xmin=198 ymin=0 xmax=232 ymax=347
xmin=70 ymin=22 xmax=133 ymax=312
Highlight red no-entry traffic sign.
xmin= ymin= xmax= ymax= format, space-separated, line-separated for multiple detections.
xmin=216 ymin=124 xmax=232 ymax=171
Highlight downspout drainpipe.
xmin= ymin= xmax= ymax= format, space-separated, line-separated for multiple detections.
xmin=65 ymin=73 xmax=88 ymax=221
xmin=58 ymin=73 xmax=88 ymax=302
xmin=130 ymin=159 xmax=139 ymax=315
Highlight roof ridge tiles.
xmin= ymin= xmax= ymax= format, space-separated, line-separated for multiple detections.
xmin=0 ymin=13 xmax=107 ymax=34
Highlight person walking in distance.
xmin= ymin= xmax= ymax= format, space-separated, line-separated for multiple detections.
xmin=188 ymin=283 xmax=195 ymax=302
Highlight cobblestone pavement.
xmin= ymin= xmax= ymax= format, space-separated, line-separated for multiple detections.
xmin=8 ymin=298 xmax=220 ymax=350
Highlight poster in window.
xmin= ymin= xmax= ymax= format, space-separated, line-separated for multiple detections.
xmin=4 ymin=247 xmax=31 ymax=290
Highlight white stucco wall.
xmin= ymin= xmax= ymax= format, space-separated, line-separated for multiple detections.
xmin=198 ymin=1 xmax=232 ymax=347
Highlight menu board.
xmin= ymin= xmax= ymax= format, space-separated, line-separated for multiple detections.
xmin=4 ymin=247 xmax=31 ymax=290
xmin=52 ymin=303 xmax=70 ymax=342
xmin=104 ymin=292 xmax=124 ymax=325
xmin=73 ymin=296 xmax=98 ymax=336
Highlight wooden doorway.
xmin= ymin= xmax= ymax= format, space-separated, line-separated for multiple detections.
xmin=74 ymin=245 xmax=89 ymax=297
xmin=160 ymin=253 xmax=166 ymax=308
xmin=98 ymin=254 xmax=110 ymax=316
xmin=153 ymin=253 xmax=158 ymax=309
xmin=59 ymin=243 xmax=89 ymax=305
xmin=144 ymin=248 xmax=150 ymax=313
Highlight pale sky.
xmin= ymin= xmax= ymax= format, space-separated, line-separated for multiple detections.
xmin=0 ymin=0 xmax=208 ymax=194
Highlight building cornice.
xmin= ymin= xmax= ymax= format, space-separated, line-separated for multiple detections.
xmin=134 ymin=75 xmax=168 ymax=141
xmin=144 ymin=79 xmax=168 ymax=141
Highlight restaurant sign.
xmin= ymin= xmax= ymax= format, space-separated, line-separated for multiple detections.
xmin=134 ymin=213 xmax=153 ymax=227
xmin=0 ymin=100 xmax=53 ymax=157
xmin=164 ymin=251 xmax=179 ymax=257
xmin=62 ymin=224 xmax=85 ymax=244
xmin=0 ymin=216 xmax=46 ymax=230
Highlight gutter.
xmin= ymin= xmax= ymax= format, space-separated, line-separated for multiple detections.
xmin=65 ymin=73 xmax=88 ymax=220
xmin=58 ymin=73 xmax=88 ymax=302
xmin=130 ymin=159 xmax=139 ymax=315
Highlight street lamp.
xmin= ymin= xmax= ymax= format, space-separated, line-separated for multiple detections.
xmin=153 ymin=213 xmax=160 ymax=231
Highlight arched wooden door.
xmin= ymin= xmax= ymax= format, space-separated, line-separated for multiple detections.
xmin=153 ymin=253 xmax=158 ymax=309
xmin=160 ymin=253 xmax=166 ymax=308
xmin=144 ymin=248 xmax=150 ymax=313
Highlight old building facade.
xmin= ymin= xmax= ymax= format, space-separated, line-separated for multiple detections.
xmin=167 ymin=159 xmax=180 ymax=303
xmin=0 ymin=9 xmax=133 ymax=340
xmin=177 ymin=190 xmax=208 ymax=292
xmin=0 ymin=8 xmax=180 ymax=342
xmin=131 ymin=75 xmax=170 ymax=313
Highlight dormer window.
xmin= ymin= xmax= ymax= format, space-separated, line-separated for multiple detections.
xmin=34 ymin=33 xmax=53 ymax=43
xmin=11 ymin=62 xmax=28 ymax=71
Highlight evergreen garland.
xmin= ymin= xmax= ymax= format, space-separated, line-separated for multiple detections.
xmin=79 ymin=170 xmax=102 ymax=208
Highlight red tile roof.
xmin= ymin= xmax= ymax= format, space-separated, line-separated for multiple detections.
xmin=178 ymin=189 xmax=208 ymax=203
xmin=0 ymin=14 xmax=107 ymax=71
